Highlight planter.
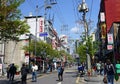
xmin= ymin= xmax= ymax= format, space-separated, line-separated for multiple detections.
xmin=15 ymin=71 xmax=20 ymax=75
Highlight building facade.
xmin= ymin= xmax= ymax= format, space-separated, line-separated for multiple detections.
xmin=97 ymin=0 xmax=120 ymax=62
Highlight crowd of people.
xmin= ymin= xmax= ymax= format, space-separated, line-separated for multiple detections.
xmin=77 ymin=59 xmax=119 ymax=84
xmin=6 ymin=62 xmax=65 ymax=83
xmin=5 ymin=59 xmax=119 ymax=84
xmin=6 ymin=62 xmax=38 ymax=84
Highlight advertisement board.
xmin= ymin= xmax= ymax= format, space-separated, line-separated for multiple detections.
xmin=107 ymin=33 xmax=113 ymax=44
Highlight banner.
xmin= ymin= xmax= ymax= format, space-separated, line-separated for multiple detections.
xmin=39 ymin=17 xmax=44 ymax=33
xmin=107 ymin=33 xmax=113 ymax=44
xmin=101 ymin=23 xmax=106 ymax=39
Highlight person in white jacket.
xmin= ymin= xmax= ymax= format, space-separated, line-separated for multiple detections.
xmin=31 ymin=63 xmax=38 ymax=82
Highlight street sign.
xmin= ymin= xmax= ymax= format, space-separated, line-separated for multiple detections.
xmin=0 ymin=64 xmax=2 ymax=76
xmin=107 ymin=45 xmax=113 ymax=50
xmin=39 ymin=32 xmax=48 ymax=37
xmin=107 ymin=33 xmax=113 ymax=44
xmin=25 ymin=56 xmax=29 ymax=63
xmin=116 ymin=64 xmax=120 ymax=73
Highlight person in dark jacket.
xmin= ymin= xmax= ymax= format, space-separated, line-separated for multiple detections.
xmin=21 ymin=63 xmax=29 ymax=84
xmin=9 ymin=63 xmax=17 ymax=81
xmin=104 ymin=59 xmax=115 ymax=84
xmin=57 ymin=64 xmax=64 ymax=81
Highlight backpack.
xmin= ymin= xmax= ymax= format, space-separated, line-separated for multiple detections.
xmin=21 ymin=67 xmax=28 ymax=75
xmin=106 ymin=64 xmax=115 ymax=74
xmin=60 ymin=67 xmax=64 ymax=73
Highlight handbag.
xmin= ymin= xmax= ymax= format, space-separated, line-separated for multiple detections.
xmin=103 ymin=76 xmax=107 ymax=83
xmin=115 ymin=73 xmax=119 ymax=81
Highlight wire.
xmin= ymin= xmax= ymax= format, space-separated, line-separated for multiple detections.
xmin=89 ymin=0 xmax=93 ymax=20
xmin=52 ymin=4 xmax=66 ymax=25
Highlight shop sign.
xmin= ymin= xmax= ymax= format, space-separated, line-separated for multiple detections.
xmin=107 ymin=45 xmax=113 ymax=50
xmin=107 ymin=33 xmax=113 ymax=44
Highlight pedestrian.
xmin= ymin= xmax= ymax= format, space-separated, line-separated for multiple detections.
xmin=78 ymin=64 xmax=82 ymax=73
xmin=9 ymin=63 xmax=17 ymax=81
xmin=57 ymin=64 xmax=64 ymax=81
xmin=21 ymin=63 xmax=29 ymax=84
xmin=6 ymin=64 xmax=11 ymax=79
xmin=96 ymin=61 xmax=101 ymax=75
xmin=31 ymin=63 xmax=38 ymax=82
xmin=104 ymin=59 xmax=115 ymax=84
xmin=100 ymin=63 xmax=104 ymax=75
xmin=81 ymin=62 xmax=85 ymax=75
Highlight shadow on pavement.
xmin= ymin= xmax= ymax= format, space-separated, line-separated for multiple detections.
xmin=0 ymin=79 xmax=21 ymax=84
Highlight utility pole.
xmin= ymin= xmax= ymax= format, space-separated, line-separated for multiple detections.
xmin=42 ymin=0 xmax=57 ymax=72
xmin=35 ymin=5 xmax=39 ymax=59
xmin=78 ymin=0 xmax=91 ymax=73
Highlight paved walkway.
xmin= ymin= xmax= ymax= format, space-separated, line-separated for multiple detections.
xmin=0 ymin=70 xmax=57 ymax=84
xmin=77 ymin=74 xmax=120 ymax=84
xmin=0 ymin=66 xmax=77 ymax=84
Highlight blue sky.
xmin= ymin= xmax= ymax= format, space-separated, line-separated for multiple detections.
xmin=19 ymin=0 xmax=101 ymax=40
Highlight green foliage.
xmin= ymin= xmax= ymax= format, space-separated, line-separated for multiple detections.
xmin=23 ymin=40 xmax=73 ymax=62
xmin=77 ymin=35 xmax=99 ymax=62
xmin=67 ymin=54 xmax=74 ymax=63
xmin=0 ymin=0 xmax=29 ymax=41
xmin=77 ymin=44 xmax=86 ymax=62
xmin=23 ymin=41 xmax=58 ymax=59
xmin=15 ymin=64 xmax=20 ymax=71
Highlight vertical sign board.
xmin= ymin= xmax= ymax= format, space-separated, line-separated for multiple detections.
xmin=107 ymin=33 xmax=113 ymax=44
xmin=25 ymin=53 xmax=29 ymax=64
xmin=100 ymin=12 xmax=105 ymax=22
xmin=101 ymin=23 xmax=106 ymax=39
xmin=25 ymin=56 xmax=29 ymax=64
xmin=107 ymin=33 xmax=113 ymax=50
xmin=107 ymin=45 xmax=113 ymax=50
xmin=116 ymin=64 xmax=120 ymax=74
xmin=39 ymin=17 xmax=44 ymax=33
xmin=0 ymin=64 xmax=2 ymax=76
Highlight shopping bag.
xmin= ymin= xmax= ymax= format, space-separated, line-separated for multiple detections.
xmin=103 ymin=76 xmax=107 ymax=83
xmin=115 ymin=73 xmax=119 ymax=81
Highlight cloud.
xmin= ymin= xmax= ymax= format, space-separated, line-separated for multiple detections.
xmin=70 ymin=26 xmax=80 ymax=34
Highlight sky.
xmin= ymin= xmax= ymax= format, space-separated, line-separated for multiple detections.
xmin=19 ymin=0 xmax=101 ymax=41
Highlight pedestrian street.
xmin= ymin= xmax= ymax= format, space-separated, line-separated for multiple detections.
xmin=27 ymin=66 xmax=78 ymax=84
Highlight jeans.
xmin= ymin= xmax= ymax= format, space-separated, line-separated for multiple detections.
xmin=58 ymin=72 xmax=63 ymax=81
xmin=32 ymin=71 xmax=37 ymax=81
xmin=9 ymin=73 xmax=15 ymax=81
xmin=107 ymin=75 xmax=114 ymax=84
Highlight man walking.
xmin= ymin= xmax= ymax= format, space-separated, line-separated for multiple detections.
xmin=57 ymin=64 xmax=64 ymax=81
xmin=21 ymin=63 xmax=29 ymax=84
xmin=9 ymin=63 xmax=17 ymax=81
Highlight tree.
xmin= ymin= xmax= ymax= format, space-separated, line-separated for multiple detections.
xmin=23 ymin=40 xmax=73 ymax=62
xmin=23 ymin=40 xmax=59 ymax=59
xmin=0 ymin=0 xmax=29 ymax=41
xmin=77 ymin=43 xmax=86 ymax=62
xmin=77 ymin=35 xmax=99 ymax=62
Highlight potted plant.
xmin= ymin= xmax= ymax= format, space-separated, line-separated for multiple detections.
xmin=15 ymin=65 xmax=20 ymax=75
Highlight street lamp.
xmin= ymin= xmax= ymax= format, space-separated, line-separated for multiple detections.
xmin=78 ymin=0 xmax=91 ymax=72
